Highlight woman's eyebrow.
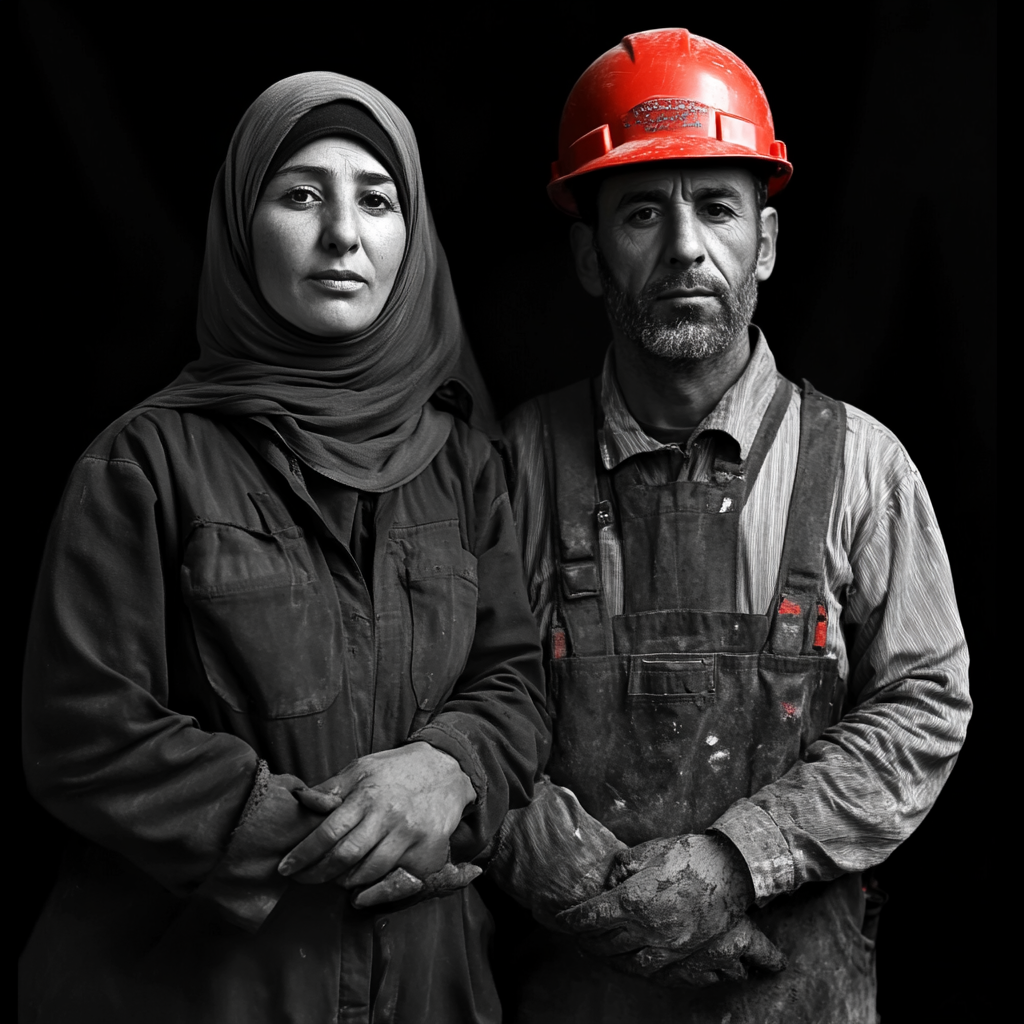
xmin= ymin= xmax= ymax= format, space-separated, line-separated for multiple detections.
xmin=271 ymin=164 xmax=396 ymax=187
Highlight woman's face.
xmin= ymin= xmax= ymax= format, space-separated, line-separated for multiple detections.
xmin=252 ymin=136 xmax=407 ymax=337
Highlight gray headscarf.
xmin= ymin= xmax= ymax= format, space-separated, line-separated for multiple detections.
xmin=140 ymin=71 xmax=496 ymax=492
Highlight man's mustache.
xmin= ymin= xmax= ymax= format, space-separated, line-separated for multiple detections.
xmin=641 ymin=271 xmax=725 ymax=303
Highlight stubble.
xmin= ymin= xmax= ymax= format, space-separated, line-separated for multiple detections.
xmin=597 ymin=250 xmax=759 ymax=364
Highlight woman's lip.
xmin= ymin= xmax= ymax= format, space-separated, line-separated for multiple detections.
xmin=308 ymin=276 xmax=366 ymax=293
xmin=309 ymin=270 xmax=366 ymax=282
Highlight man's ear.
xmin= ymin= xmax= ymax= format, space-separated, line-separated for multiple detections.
xmin=756 ymin=207 xmax=779 ymax=282
xmin=570 ymin=221 xmax=604 ymax=297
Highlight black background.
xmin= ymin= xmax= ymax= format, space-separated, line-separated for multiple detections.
xmin=17 ymin=2 xmax=996 ymax=1019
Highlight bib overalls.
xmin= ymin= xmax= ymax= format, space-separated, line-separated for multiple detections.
xmin=514 ymin=376 xmax=877 ymax=1023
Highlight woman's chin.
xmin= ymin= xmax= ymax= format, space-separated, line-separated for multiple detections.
xmin=290 ymin=308 xmax=378 ymax=340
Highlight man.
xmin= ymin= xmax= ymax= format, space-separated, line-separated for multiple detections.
xmin=488 ymin=27 xmax=971 ymax=1023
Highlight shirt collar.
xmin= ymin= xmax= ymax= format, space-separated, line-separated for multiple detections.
xmin=598 ymin=328 xmax=782 ymax=470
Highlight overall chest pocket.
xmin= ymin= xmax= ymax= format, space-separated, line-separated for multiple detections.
xmin=392 ymin=521 xmax=479 ymax=715
xmin=181 ymin=519 xmax=341 ymax=718
xmin=626 ymin=654 xmax=717 ymax=708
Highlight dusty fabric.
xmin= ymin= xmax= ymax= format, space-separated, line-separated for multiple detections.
xmin=504 ymin=331 xmax=971 ymax=898
xmin=20 ymin=411 xmax=547 ymax=1023
xmin=139 ymin=71 xmax=496 ymax=492
xmin=495 ymin=334 xmax=969 ymax=1021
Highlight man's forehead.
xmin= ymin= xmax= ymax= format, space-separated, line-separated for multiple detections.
xmin=598 ymin=161 xmax=758 ymax=200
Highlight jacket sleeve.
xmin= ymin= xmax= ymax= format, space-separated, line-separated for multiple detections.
xmin=712 ymin=423 xmax=972 ymax=902
xmin=409 ymin=442 xmax=550 ymax=862
xmin=23 ymin=452 xmax=321 ymax=930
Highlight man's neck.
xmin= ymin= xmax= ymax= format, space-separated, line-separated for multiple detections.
xmin=611 ymin=328 xmax=753 ymax=430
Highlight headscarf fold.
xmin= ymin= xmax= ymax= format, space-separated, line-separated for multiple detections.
xmin=139 ymin=72 xmax=496 ymax=492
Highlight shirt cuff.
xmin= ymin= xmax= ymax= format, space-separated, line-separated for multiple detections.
xmin=710 ymin=798 xmax=795 ymax=904
xmin=193 ymin=766 xmax=322 ymax=932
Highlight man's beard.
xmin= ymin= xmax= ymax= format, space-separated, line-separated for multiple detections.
xmin=597 ymin=251 xmax=759 ymax=363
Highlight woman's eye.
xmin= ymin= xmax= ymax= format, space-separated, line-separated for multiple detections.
xmin=361 ymin=191 xmax=398 ymax=214
xmin=284 ymin=187 xmax=320 ymax=205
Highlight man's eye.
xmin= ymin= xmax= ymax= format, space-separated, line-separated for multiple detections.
xmin=703 ymin=203 xmax=733 ymax=218
xmin=629 ymin=206 xmax=659 ymax=224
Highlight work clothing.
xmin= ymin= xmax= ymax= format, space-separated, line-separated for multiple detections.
xmin=22 ymin=71 xmax=546 ymax=1024
xmin=21 ymin=408 xmax=546 ymax=1024
xmin=499 ymin=332 xmax=970 ymax=1022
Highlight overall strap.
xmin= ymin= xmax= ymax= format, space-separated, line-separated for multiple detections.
xmin=739 ymin=376 xmax=794 ymax=507
xmin=539 ymin=379 xmax=614 ymax=657
xmin=767 ymin=380 xmax=847 ymax=658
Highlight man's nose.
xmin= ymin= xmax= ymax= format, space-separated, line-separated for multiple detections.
xmin=320 ymin=200 xmax=360 ymax=254
xmin=664 ymin=205 xmax=705 ymax=268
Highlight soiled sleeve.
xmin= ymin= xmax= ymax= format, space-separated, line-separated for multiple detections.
xmin=712 ymin=421 xmax=972 ymax=901
xmin=410 ymin=441 xmax=550 ymax=861
xmin=22 ymin=451 xmax=320 ymax=930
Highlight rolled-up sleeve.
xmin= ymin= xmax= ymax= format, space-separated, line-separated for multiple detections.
xmin=714 ymin=431 xmax=971 ymax=901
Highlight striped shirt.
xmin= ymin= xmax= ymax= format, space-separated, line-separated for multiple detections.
xmin=502 ymin=331 xmax=971 ymax=901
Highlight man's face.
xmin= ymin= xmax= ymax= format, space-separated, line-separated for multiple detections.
xmin=575 ymin=163 xmax=776 ymax=362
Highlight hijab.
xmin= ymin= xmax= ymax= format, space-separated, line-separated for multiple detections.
xmin=140 ymin=72 xmax=496 ymax=492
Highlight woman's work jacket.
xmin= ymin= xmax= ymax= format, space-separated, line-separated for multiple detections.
xmin=20 ymin=406 xmax=547 ymax=1024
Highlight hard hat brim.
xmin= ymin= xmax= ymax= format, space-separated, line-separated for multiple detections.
xmin=548 ymin=136 xmax=793 ymax=217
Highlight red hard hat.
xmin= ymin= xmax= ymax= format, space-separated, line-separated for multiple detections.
xmin=548 ymin=28 xmax=792 ymax=216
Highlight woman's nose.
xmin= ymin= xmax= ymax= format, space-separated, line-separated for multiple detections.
xmin=320 ymin=200 xmax=360 ymax=254
xmin=665 ymin=206 xmax=705 ymax=268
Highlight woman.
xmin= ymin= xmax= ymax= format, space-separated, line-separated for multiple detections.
xmin=20 ymin=72 xmax=547 ymax=1024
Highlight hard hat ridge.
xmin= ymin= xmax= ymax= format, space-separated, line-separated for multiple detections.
xmin=549 ymin=27 xmax=792 ymax=216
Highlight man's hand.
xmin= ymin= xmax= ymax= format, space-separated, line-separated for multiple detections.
xmin=487 ymin=778 xmax=627 ymax=929
xmin=277 ymin=742 xmax=476 ymax=887
xmin=601 ymin=917 xmax=787 ymax=988
xmin=557 ymin=833 xmax=756 ymax=955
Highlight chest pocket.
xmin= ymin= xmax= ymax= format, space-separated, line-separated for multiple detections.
xmin=181 ymin=496 xmax=341 ymax=719
xmin=391 ymin=520 xmax=479 ymax=717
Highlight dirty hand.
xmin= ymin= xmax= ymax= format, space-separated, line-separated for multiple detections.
xmin=487 ymin=778 xmax=627 ymax=929
xmin=350 ymin=860 xmax=483 ymax=909
xmin=556 ymin=833 xmax=755 ymax=956
xmin=604 ymin=916 xmax=787 ymax=988
xmin=277 ymin=742 xmax=476 ymax=887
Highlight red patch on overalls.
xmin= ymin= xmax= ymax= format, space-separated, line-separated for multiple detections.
xmin=781 ymin=701 xmax=798 ymax=717
xmin=778 ymin=598 xmax=801 ymax=615
xmin=814 ymin=604 xmax=828 ymax=649
xmin=552 ymin=628 xmax=567 ymax=660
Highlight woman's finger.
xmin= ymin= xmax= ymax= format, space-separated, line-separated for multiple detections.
xmin=340 ymin=830 xmax=412 ymax=888
xmin=311 ymin=761 xmax=366 ymax=801
xmin=350 ymin=868 xmax=425 ymax=908
xmin=294 ymin=787 xmax=345 ymax=813
xmin=278 ymin=799 xmax=370 ymax=876
xmin=288 ymin=814 xmax=385 ymax=884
